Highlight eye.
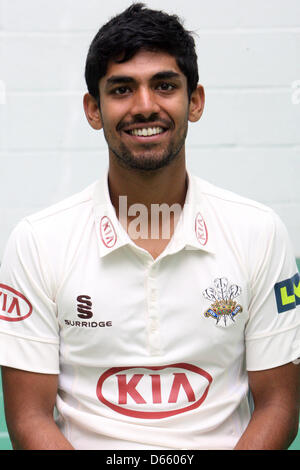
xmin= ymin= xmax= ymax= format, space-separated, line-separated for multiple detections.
xmin=113 ymin=86 xmax=131 ymax=95
xmin=157 ymin=82 xmax=176 ymax=92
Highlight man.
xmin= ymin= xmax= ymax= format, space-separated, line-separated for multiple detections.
xmin=0 ymin=3 xmax=299 ymax=450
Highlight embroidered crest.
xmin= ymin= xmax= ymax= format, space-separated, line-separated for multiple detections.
xmin=203 ymin=278 xmax=243 ymax=325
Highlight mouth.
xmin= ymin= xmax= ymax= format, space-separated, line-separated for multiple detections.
xmin=125 ymin=126 xmax=167 ymax=137
xmin=121 ymin=125 xmax=170 ymax=143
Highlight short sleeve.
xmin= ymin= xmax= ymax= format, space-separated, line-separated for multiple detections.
xmin=0 ymin=219 xmax=60 ymax=373
xmin=245 ymin=211 xmax=300 ymax=371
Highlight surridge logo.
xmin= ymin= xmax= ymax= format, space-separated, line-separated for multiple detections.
xmin=0 ymin=284 xmax=32 ymax=322
xmin=96 ymin=363 xmax=212 ymax=419
xmin=64 ymin=294 xmax=112 ymax=328
xmin=77 ymin=295 xmax=93 ymax=319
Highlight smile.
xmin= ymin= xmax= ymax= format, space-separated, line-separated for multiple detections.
xmin=126 ymin=127 xmax=166 ymax=137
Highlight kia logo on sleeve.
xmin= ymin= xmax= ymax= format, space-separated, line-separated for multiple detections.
xmin=0 ymin=284 xmax=33 ymax=322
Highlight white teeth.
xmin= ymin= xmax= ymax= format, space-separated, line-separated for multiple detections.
xmin=129 ymin=127 xmax=164 ymax=136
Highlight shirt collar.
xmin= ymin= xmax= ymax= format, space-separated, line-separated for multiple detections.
xmin=92 ymin=172 xmax=131 ymax=258
xmin=92 ymin=170 xmax=215 ymax=258
xmin=166 ymin=172 xmax=215 ymax=255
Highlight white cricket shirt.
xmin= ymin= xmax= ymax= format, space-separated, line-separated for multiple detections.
xmin=0 ymin=172 xmax=299 ymax=450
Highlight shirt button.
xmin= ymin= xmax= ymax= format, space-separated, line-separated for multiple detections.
xmin=150 ymin=290 xmax=156 ymax=301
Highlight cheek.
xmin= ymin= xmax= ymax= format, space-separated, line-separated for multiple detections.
xmin=100 ymin=100 xmax=125 ymax=126
xmin=167 ymin=97 xmax=189 ymax=121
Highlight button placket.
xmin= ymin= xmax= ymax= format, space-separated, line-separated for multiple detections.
xmin=146 ymin=261 xmax=162 ymax=356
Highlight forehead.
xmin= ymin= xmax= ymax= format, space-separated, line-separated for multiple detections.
xmin=101 ymin=49 xmax=186 ymax=85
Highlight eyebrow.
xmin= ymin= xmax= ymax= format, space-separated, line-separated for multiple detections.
xmin=105 ymin=70 xmax=182 ymax=88
xmin=152 ymin=71 xmax=181 ymax=81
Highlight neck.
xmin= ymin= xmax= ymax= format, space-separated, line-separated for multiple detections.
xmin=108 ymin=153 xmax=188 ymax=217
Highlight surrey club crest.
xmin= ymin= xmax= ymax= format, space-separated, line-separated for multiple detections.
xmin=203 ymin=278 xmax=243 ymax=325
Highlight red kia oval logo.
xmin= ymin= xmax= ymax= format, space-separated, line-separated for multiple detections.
xmin=0 ymin=284 xmax=33 ymax=322
xmin=100 ymin=216 xmax=117 ymax=248
xmin=96 ymin=363 xmax=212 ymax=419
xmin=195 ymin=212 xmax=208 ymax=246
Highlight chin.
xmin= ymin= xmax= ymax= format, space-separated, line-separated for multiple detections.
xmin=112 ymin=145 xmax=183 ymax=171
xmin=120 ymin=155 xmax=176 ymax=171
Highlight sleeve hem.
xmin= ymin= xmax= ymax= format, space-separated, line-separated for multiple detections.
xmin=246 ymin=321 xmax=300 ymax=342
xmin=0 ymin=331 xmax=60 ymax=374
xmin=246 ymin=323 xmax=300 ymax=371
xmin=0 ymin=328 xmax=59 ymax=345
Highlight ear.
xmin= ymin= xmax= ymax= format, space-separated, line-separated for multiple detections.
xmin=188 ymin=84 xmax=205 ymax=123
xmin=83 ymin=93 xmax=103 ymax=130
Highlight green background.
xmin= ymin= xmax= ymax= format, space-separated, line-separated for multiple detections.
xmin=1 ymin=259 xmax=300 ymax=450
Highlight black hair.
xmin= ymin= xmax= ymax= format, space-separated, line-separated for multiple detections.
xmin=84 ymin=3 xmax=199 ymax=102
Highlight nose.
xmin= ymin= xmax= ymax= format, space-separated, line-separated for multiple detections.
xmin=130 ymin=86 xmax=160 ymax=119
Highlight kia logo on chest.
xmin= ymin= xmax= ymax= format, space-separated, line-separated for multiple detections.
xmin=96 ymin=363 xmax=212 ymax=419
xmin=0 ymin=284 xmax=33 ymax=322
xmin=100 ymin=216 xmax=117 ymax=248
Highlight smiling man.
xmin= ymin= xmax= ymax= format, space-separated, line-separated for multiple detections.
xmin=83 ymin=46 xmax=203 ymax=254
xmin=0 ymin=3 xmax=299 ymax=451
xmin=90 ymin=51 xmax=194 ymax=171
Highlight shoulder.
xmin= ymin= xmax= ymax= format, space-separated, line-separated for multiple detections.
xmin=8 ymin=182 xmax=98 ymax=256
xmin=190 ymin=174 xmax=289 ymax=247
xmin=26 ymin=181 xmax=97 ymax=228
xmin=192 ymin=175 xmax=272 ymax=216
xmin=191 ymin=174 xmax=279 ymax=230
